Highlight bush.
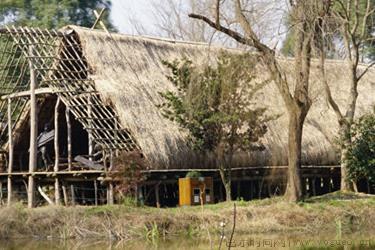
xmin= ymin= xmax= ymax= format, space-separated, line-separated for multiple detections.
xmin=347 ymin=110 xmax=375 ymax=185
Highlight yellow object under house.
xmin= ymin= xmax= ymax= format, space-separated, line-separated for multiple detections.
xmin=178 ymin=177 xmax=214 ymax=206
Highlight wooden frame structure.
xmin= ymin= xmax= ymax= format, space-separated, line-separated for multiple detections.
xmin=0 ymin=26 xmax=140 ymax=207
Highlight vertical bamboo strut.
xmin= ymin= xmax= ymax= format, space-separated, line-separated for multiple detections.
xmin=7 ymin=98 xmax=13 ymax=206
xmin=28 ymin=45 xmax=37 ymax=208
xmin=54 ymin=97 xmax=61 ymax=205
xmin=65 ymin=107 xmax=72 ymax=171
xmin=88 ymin=96 xmax=93 ymax=162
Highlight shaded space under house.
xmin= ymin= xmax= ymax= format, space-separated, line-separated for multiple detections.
xmin=0 ymin=26 xmax=374 ymax=207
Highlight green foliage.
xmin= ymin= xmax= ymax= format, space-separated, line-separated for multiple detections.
xmin=346 ymin=110 xmax=375 ymax=184
xmin=159 ymin=52 xmax=272 ymax=158
xmin=185 ymin=170 xmax=202 ymax=178
xmin=0 ymin=0 xmax=115 ymax=30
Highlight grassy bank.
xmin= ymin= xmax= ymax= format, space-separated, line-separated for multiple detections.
xmin=0 ymin=192 xmax=374 ymax=241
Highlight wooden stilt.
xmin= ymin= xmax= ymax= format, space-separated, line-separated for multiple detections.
xmin=107 ymin=183 xmax=114 ymax=205
xmin=312 ymin=178 xmax=317 ymax=196
xmin=107 ymin=150 xmax=114 ymax=205
xmin=54 ymin=97 xmax=61 ymax=205
xmin=28 ymin=46 xmax=37 ymax=209
xmin=70 ymin=184 xmax=75 ymax=206
xmin=94 ymin=180 xmax=98 ymax=206
xmin=0 ymin=181 xmax=3 ymax=205
xmin=7 ymin=98 xmax=13 ymax=206
xmin=62 ymin=183 xmax=68 ymax=206
xmin=65 ymin=107 xmax=72 ymax=171
xmin=250 ymin=180 xmax=254 ymax=200
xmin=155 ymin=183 xmax=160 ymax=208
xmin=237 ymin=181 xmax=241 ymax=199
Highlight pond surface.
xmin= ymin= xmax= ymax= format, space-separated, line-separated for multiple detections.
xmin=1 ymin=233 xmax=374 ymax=249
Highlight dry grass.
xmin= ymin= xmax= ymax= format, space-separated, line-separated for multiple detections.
xmin=0 ymin=192 xmax=374 ymax=241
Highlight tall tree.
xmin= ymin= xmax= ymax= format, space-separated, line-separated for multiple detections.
xmin=0 ymin=0 xmax=115 ymax=30
xmin=188 ymin=0 xmax=331 ymax=201
xmin=160 ymin=52 xmax=270 ymax=201
xmin=318 ymin=0 xmax=375 ymax=191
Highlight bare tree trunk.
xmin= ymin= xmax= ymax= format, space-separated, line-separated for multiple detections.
xmin=285 ymin=107 xmax=306 ymax=201
xmin=219 ymin=165 xmax=231 ymax=201
xmin=339 ymin=122 xmax=354 ymax=191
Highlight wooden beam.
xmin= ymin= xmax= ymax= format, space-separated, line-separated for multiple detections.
xmin=54 ymin=97 xmax=61 ymax=205
xmin=7 ymin=98 xmax=13 ymax=206
xmin=1 ymin=87 xmax=54 ymax=100
xmin=28 ymin=46 xmax=37 ymax=209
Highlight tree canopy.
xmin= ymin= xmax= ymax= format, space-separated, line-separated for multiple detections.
xmin=159 ymin=52 xmax=272 ymax=200
xmin=0 ymin=0 xmax=115 ymax=30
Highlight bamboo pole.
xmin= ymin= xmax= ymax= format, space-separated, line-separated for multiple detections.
xmin=54 ymin=97 xmax=61 ymax=205
xmin=28 ymin=46 xmax=37 ymax=208
xmin=65 ymin=107 xmax=72 ymax=171
xmin=7 ymin=98 xmax=13 ymax=206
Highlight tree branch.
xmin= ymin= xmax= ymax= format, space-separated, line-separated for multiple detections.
xmin=358 ymin=61 xmax=375 ymax=81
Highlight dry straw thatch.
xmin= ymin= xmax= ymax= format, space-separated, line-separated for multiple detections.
xmin=67 ymin=26 xmax=374 ymax=169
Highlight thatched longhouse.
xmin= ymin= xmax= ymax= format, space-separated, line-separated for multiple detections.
xmin=0 ymin=25 xmax=374 ymax=206
xmin=64 ymin=26 xmax=374 ymax=170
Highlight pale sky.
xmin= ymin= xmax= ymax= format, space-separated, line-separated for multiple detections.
xmin=110 ymin=0 xmax=160 ymax=35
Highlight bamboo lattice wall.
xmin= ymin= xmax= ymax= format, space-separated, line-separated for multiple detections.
xmin=0 ymin=26 xmax=139 ymax=153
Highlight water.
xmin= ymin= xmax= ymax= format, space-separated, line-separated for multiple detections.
xmin=0 ymin=233 xmax=374 ymax=249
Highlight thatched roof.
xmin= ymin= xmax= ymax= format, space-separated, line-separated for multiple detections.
xmin=67 ymin=26 xmax=374 ymax=169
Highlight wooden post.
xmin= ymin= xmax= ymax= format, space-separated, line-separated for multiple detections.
xmin=62 ymin=183 xmax=68 ymax=206
xmin=65 ymin=107 xmax=72 ymax=171
xmin=54 ymin=97 xmax=61 ymax=205
xmin=155 ymin=183 xmax=160 ymax=208
xmin=28 ymin=46 xmax=37 ymax=209
xmin=94 ymin=180 xmax=98 ymax=206
xmin=7 ymin=98 xmax=13 ymax=206
xmin=70 ymin=184 xmax=75 ymax=206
